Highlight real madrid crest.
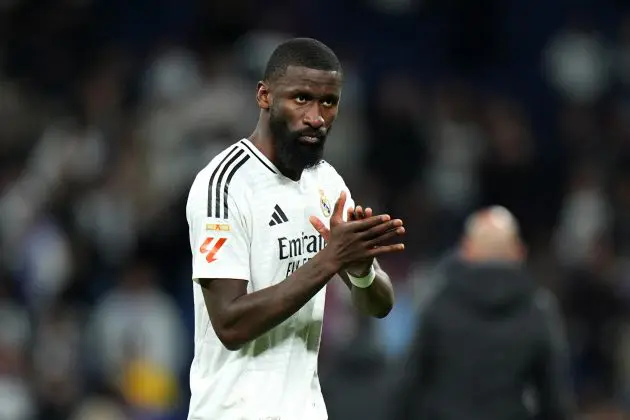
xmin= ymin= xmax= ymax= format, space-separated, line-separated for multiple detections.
xmin=319 ymin=189 xmax=331 ymax=217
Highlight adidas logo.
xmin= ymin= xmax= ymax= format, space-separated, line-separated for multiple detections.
xmin=269 ymin=204 xmax=289 ymax=226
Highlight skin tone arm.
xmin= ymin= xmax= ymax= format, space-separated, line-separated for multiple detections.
xmin=199 ymin=192 xmax=405 ymax=350
xmin=336 ymin=259 xmax=395 ymax=318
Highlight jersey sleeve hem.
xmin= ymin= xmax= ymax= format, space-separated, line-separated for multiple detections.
xmin=192 ymin=270 xmax=250 ymax=283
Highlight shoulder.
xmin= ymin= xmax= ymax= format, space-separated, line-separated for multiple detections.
xmin=195 ymin=141 xmax=255 ymax=185
xmin=313 ymin=159 xmax=341 ymax=178
xmin=187 ymin=140 xmax=257 ymax=216
xmin=309 ymin=159 xmax=348 ymax=188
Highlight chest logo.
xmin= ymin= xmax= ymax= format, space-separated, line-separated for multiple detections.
xmin=319 ymin=189 xmax=331 ymax=218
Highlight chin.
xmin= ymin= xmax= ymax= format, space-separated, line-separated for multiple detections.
xmin=296 ymin=152 xmax=324 ymax=171
xmin=283 ymin=158 xmax=321 ymax=175
xmin=277 ymin=146 xmax=323 ymax=172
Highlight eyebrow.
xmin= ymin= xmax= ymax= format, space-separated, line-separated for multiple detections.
xmin=284 ymin=86 xmax=340 ymax=99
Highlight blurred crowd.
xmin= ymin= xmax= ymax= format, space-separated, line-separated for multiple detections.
xmin=1 ymin=0 xmax=630 ymax=419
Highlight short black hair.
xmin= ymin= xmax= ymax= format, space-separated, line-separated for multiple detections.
xmin=263 ymin=38 xmax=342 ymax=83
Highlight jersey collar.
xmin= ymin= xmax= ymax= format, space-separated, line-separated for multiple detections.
xmin=239 ymin=138 xmax=280 ymax=175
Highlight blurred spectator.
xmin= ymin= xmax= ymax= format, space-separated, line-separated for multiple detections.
xmin=560 ymin=234 xmax=626 ymax=400
xmin=32 ymin=303 xmax=84 ymax=419
xmin=87 ymin=261 xmax=186 ymax=417
xmin=426 ymin=82 xmax=485 ymax=217
xmin=365 ymin=72 xmax=428 ymax=218
xmin=0 ymin=274 xmax=34 ymax=420
xmin=554 ymin=162 xmax=612 ymax=267
xmin=17 ymin=216 xmax=74 ymax=312
xmin=544 ymin=13 xmax=610 ymax=104
xmin=70 ymin=396 xmax=130 ymax=420
xmin=394 ymin=207 xmax=574 ymax=420
xmin=74 ymin=153 xmax=142 ymax=267
xmin=478 ymin=97 xmax=562 ymax=242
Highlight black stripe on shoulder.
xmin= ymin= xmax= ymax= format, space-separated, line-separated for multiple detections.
xmin=213 ymin=149 xmax=246 ymax=218
xmin=207 ymin=144 xmax=240 ymax=217
xmin=221 ymin=154 xmax=251 ymax=219
xmin=239 ymin=140 xmax=277 ymax=174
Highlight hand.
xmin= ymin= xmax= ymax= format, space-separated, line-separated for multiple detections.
xmin=309 ymin=191 xmax=405 ymax=273
xmin=344 ymin=205 xmax=383 ymax=276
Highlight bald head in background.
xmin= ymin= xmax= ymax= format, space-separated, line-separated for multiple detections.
xmin=460 ymin=206 xmax=526 ymax=263
xmin=395 ymin=207 xmax=575 ymax=420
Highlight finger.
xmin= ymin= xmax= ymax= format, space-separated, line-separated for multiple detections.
xmin=309 ymin=216 xmax=331 ymax=241
xmin=355 ymin=206 xmax=364 ymax=219
xmin=366 ymin=243 xmax=405 ymax=258
xmin=365 ymin=207 xmax=373 ymax=218
xmin=365 ymin=227 xmax=406 ymax=248
xmin=360 ymin=219 xmax=404 ymax=239
xmin=348 ymin=214 xmax=391 ymax=232
xmin=331 ymin=191 xmax=347 ymax=222
xmin=346 ymin=207 xmax=356 ymax=222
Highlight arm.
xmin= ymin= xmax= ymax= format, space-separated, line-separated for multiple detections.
xmin=532 ymin=290 xmax=575 ymax=420
xmin=200 ymin=248 xmax=338 ymax=350
xmin=337 ymin=259 xmax=394 ymax=318
xmin=190 ymin=188 xmax=403 ymax=351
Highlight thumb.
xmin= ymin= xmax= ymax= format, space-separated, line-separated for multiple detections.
xmin=309 ymin=216 xmax=331 ymax=241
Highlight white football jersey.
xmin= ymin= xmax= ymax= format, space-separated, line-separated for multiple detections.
xmin=186 ymin=138 xmax=354 ymax=420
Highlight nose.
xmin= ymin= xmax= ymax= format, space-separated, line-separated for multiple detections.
xmin=303 ymin=106 xmax=324 ymax=129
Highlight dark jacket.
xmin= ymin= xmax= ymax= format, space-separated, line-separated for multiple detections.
xmin=395 ymin=255 xmax=574 ymax=420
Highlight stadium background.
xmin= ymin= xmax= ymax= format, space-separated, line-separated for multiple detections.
xmin=1 ymin=0 xmax=630 ymax=418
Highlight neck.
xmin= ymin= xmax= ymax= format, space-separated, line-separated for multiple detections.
xmin=249 ymin=116 xmax=275 ymax=162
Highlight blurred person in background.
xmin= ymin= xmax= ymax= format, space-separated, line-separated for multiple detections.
xmin=32 ymin=301 xmax=84 ymax=420
xmin=559 ymin=232 xmax=626 ymax=408
xmin=185 ymin=37 xmax=404 ymax=420
xmin=394 ymin=206 xmax=574 ymax=420
xmin=88 ymin=259 xmax=187 ymax=419
xmin=70 ymin=395 xmax=130 ymax=420
xmin=0 ymin=272 xmax=34 ymax=420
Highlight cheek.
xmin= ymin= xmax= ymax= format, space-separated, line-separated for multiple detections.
xmin=277 ymin=105 xmax=303 ymax=129
xmin=323 ymin=110 xmax=338 ymax=127
xmin=270 ymin=103 xmax=288 ymax=125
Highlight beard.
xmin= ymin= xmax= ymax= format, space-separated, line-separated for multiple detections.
xmin=269 ymin=106 xmax=327 ymax=176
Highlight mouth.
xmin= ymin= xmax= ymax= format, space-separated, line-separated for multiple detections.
xmin=297 ymin=135 xmax=323 ymax=145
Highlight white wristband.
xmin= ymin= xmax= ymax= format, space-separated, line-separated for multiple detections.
xmin=347 ymin=265 xmax=376 ymax=289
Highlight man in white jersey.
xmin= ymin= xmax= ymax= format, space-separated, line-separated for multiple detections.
xmin=186 ymin=38 xmax=406 ymax=420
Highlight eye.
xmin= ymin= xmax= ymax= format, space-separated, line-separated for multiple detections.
xmin=321 ymin=96 xmax=339 ymax=108
xmin=321 ymin=99 xmax=335 ymax=108
xmin=295 ymin=95 xmax=308 ymax=105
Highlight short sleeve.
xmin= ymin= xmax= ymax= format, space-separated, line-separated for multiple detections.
xmin=188 ymin=185 xmax=251 ymax=282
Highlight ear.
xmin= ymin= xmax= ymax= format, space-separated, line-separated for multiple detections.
xmin=256 ymin=81 xmax=271 ymax=110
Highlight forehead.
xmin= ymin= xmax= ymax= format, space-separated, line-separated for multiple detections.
xmin=273 ymin=65 xmax=342 ymax=94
